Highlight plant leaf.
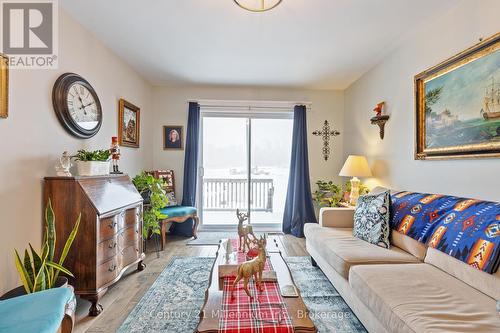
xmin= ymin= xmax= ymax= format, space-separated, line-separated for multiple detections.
xmin=47 ymin=261 xmax=74 ymax=277
xmin=23 ymin=249 xmax=34 ymax=285
xmin=45 ymin=199 xmax=56 ymax=262
xmin=29 ymin=243 xmax=43 ymax=274
xmin=15 ymin=250 xmax=33 ymax=293
xmin=33 ymin=250 xmax=48 ymax=292
xmin=54 ymin=213 xmax=80 ymax=282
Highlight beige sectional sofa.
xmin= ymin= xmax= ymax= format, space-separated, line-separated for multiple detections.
xmin=304 ymin=206 xmax=500 ymax=333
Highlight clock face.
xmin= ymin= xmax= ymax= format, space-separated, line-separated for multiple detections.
xmin=66 ymin=83 xmax=99 ymax=130
xmin=52 ymin=73 xmax=103 ymax=139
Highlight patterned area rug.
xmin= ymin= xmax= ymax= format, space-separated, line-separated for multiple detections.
xmin=118 ymin=256 xmax=366 ymax=333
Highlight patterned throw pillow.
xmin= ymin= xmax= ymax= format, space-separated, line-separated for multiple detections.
xmin=353 ymin=190 xmax=391 ymax=249
xmin=165 ymin=192 xmax=178 ymax=207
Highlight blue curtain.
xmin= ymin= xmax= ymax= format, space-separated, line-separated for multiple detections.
xmin=171 ymin=102 xmax=200 ymax=236
xmin=282 ymin=105 xmax=318 ymax=237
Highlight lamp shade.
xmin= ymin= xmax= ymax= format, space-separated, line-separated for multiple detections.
xmin=339 ymin=155 xmax=372 ymax=178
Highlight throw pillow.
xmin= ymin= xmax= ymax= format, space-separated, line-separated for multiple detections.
xmin=353 ymin=190 xmax=391 ymax=249
xmin=165 ymin=192 xmax=178 ymax=207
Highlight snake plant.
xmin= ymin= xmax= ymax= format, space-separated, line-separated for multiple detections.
xmin=14 ymin=199 xmax=81 ymax=293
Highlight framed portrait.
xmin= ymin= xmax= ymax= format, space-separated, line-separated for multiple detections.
xmin=0 ymin=54 xmax=8 ymax=119
xmin=163 ymin=125 xmax=183 ymax=150
xmin=415 ymin=33 xmax=500 ymax=160
xmin=118 ymin=98 xmax=140 ymax=148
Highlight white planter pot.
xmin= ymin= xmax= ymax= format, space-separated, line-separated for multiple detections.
xmin=76 ymin=161 xmax=110 ymax=176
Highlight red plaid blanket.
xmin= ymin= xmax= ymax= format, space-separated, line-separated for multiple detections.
xmin=218 ymin=240 xmax=293 ymax=333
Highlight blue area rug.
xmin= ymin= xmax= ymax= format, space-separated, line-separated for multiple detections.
xmin=118 ymin=256 xmax=366 ymax=333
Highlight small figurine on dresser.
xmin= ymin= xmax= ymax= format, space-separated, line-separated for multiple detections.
xmin=110 ymin=136 xmax=123 ymax=174
xmin=55 ymin=151 xmax=72 ymax=176
xmin=236 ymin=209 xmax=257 ymax=252
xmin=232 ymin=235 xmax=267 ymax=299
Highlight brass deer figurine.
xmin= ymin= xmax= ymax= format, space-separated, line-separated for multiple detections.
xmin=236 ymin=209 xmax=256 ymax=252
xmin=232 ymin=235 xmax=267 ymax=299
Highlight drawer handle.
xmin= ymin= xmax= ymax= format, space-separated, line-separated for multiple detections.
xmin=108 ymin=242 xmax=117 ymax=249
xmin=108 ymin=221 xmax=117 ymax=229
xmin=108 ymin=264 xmax=117 ymax=272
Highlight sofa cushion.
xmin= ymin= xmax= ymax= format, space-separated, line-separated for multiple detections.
xmin=390 ymin=191 xmax=500 ymax=273
xmin=0 ymin=287 xmax=73 ymax=333
xmin=159 ymin=205 xmax=196 ymax=218
xmin=391 ymin=230 xmax=427 ymax=261
xmin=349 ymin=263 xmax=500 ymax=333
xmin=353 ymin=190 xmax=391 ymax=249
xmin=425 ymin=247 xmax=500 ymax=300
xmin=304 ymin=223 xmax=420 ymax=279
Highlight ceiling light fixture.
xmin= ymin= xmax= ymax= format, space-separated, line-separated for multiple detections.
xmin=234 ymin=0 xmax=282 ymax=12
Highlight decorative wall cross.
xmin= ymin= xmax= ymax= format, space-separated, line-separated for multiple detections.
xmin=312 ymin=120 xmax=341 ymax=161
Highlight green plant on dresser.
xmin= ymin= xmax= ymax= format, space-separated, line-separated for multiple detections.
xmin=14 ymin=199 xmax=80 ymax=293
xmin=132 ymin=172 xmax=169 ymax=237
xmin=73 ymin=149 xmax=111 ymax=161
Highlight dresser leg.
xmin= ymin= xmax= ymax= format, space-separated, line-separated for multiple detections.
xmin=88 ymin=298 xmax=103 ymax=316
xmin=137 ymin=260 xmax=146 ymax=271
xmin=83 ymin=292 xmax=105 ymax=317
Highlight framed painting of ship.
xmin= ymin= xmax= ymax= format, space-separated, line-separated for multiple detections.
xmin=415 ymin=33 xmax=500 ymax=160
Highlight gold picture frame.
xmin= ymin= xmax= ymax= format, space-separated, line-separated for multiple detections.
xmin=118 ymin=98 xmax=140 ymax=148
xmin=0 ymin=54 xmax=8 ymax=119
xmin=163 ymin=125 xmax=184 ymax=150
xmin=415 ymin=32 xmax=500 ymax=160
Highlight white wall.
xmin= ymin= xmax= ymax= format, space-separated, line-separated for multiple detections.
xmin=152 ymin=86 xmax=344 ymax=201
xmin=344 ymin=0 xmax=500 ymax=201
xmin=0 ymin=8 xmax=153 ymax=293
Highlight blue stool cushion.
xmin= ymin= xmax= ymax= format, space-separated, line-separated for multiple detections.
xmin=0 ymin=287 xmax=73 ymax=333
xmin=160 ymin=205 xmax=197 ymax=219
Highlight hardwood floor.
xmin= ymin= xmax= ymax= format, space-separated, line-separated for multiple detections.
xmin=74 ymin=233 xmax=307 ymax=333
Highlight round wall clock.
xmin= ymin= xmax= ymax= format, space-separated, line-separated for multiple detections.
xmin=52 ymin=73 xmax=102 ymax=138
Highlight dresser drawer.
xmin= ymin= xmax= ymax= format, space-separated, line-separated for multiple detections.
xmin=97 ymin=256 xmax=119 ymax=287
xmin=118 ymin=207 xmax=141 ymax=230
xmin=120 ymin=244 xmax=141 ymax=268
xmin=118 ymin=225 xmax=140 ymax=249
xmin=99 ymin=215 xmax=118 ymax=241
xmin=97 ymin=236 xmax=118 ymax=264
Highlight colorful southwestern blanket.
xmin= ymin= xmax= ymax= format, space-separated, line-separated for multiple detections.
xmin=217 ymin=240 xmax=293 ymax=333
xmin=390 ymin=191 xmax=500 ymax=273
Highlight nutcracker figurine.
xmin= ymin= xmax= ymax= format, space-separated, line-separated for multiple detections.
xmin=110 ymin=136 xmax=123 ymax=174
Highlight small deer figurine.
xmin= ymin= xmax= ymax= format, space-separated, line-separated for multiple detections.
xmin=236 ymin=209 xmax=256 ymax=252
xmin=232 ymin=235 xmax=267 ymax=299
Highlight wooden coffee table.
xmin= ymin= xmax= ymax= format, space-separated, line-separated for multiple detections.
xmin=195 ymin=238 xmax=317 ymax=333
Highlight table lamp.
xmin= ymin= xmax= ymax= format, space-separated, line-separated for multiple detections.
xmin=339 ymin=155 xmax=372 ymax=206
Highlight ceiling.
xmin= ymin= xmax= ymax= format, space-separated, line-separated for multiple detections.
xmin=60 ymin=0 xmax=457 ymax=89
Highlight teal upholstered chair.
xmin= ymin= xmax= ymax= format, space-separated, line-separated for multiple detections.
xmin=0 ymin=287 xmax=75 ymax=333
xmin=151 ymin=170 xmax=199 ymax=250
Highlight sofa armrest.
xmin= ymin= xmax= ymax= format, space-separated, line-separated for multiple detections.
xmin=319 ymin=207 xmax=355 ymax=228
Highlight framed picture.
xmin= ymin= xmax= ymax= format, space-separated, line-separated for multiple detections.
xmin=118 ymin=98 xmax=140 ymax=148
xmin=415 ymin=33 xmax=500 ymax=160
xmin=163 ymin=125 xmax=183 ymax=150
xmin=0 ymin=54 xmax=8 ymax=119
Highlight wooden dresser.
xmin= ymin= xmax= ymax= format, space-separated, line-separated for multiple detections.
xmin=44 ymin=175 xmax=145 ymax=316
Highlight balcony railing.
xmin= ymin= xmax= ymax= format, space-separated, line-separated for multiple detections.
xmin=202 ymin=178 xmax=274 ymax=212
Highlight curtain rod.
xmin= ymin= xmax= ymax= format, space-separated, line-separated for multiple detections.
xmin=186 ymin=99 xmax=312 ymax=110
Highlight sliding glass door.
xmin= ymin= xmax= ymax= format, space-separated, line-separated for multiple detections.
xmin=200 ymin=112 xmax=293 ymax=227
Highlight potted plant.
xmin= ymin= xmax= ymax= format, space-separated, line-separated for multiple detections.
xmin=74 ymin=149 xmax=111 ymax=176
xmin=313 ymin=180 xmax=343 ymax=207
xmin=132 ymin=172 xmax=169 ymax=237
xmin=1 ymin=199 xmax=80 ymax=300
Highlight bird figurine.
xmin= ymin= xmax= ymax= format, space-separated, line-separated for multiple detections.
xmin=373 ymin=102 xmax=385 ymax=117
